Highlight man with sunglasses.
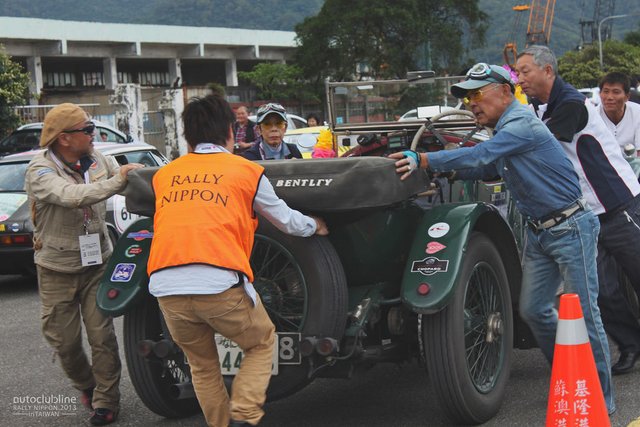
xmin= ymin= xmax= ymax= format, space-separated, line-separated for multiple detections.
xmin=24 ymin=103 xmax=143 ymax=425
xmin=516 ymin=46 xmax=640 ymax=378
xmin=241 ymin=103 xmax=302 ymax=160
xmin=390 ymin=63 xmax=615 ymax=415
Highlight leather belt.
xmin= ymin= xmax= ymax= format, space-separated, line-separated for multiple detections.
xmin=528 ymin=199 xmax=585 ymax=233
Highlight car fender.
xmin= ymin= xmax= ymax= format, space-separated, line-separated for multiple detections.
xmin=401 ymin=202 xmax=522 ymax=315
xmin=97 ymin=217 xmax=153 ymax=317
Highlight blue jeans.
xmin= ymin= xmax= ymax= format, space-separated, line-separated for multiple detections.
xmin=519 ymin=208 xmax=615 ymax=413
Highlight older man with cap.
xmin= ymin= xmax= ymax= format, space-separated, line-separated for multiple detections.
xmin=241 ymin=103 xmax=302 ymax=160
xmin=24 ymin=103 xmax=143 ymax=425
xmin=389 ymin=63 xmax=615 ymax=414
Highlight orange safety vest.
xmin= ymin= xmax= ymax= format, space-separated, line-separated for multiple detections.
xmin=147 ymin=152 xmax=264 ymax=281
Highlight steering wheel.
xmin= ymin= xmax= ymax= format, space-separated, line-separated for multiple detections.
xmin=409 ymin=109 xmax=493 ymax=151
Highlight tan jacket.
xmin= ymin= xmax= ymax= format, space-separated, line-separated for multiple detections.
xmin=24 ymin=149 xmax=126 ymax=273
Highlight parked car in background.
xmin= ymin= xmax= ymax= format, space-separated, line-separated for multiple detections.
xmin=0 ymin=142 xmax=168 ymax=276
xmin=0 ymin=120 xmax=133 ymax=158
xmin=282 ymin=125 xmax=356 ymax=158
xmin=398 ymin=102 xmax=464 ymax=121
xmin=578 ymin=87 xmax=601 ymax=106
xmin=248 ymin=112 xmax=307 ymax=130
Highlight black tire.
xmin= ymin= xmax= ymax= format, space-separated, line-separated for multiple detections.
xmin=123 ymin=293 xmax=200 ymax=418
xmin=242 ymin=219 xmax=348 ymax=401
xmin=422 ymin=232 xmax=513 ymax=424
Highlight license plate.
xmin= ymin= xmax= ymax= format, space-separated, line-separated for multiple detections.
xmin=215 ymin=332 xmax=301 ymax=376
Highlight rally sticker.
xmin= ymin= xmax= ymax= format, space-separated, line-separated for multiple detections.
xmin=10 ymin=223 xmax=20 ymax=232
xmin=428 ymin=222 xmax=450 ymax=238
xmin=111 ymin=263 xmax=136 ymax=282
xmin=0 ymin=215 xmax=8 ymax=222
xmin=127 ymin=230 xmax=154 ymax=241
xmin=125 ymin=245 xmax=143 ymax=258
xmin=411 ymin=257 xmax=449 ymax=276
xmin=426 ymin=241 xmax=446 ymax=254
xmin=0 ymin=224 xmax=5 ymax=231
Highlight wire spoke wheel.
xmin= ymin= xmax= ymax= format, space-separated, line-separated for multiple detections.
xmin=423 ymin=232 xmax=513 ymax=424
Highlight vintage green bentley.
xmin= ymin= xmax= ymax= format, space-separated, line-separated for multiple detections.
xmin=96 ymin=74 xmax=536 ymax=424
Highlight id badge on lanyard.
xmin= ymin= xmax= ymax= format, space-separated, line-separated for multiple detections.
xmin=78 ymin=168 xmax=102 ymax=266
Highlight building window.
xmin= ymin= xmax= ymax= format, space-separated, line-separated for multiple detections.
xmin=44 ymin=72 xmax=76 ymax=87
xmin=118 ymin=72 xmax=134 ymax=84
xmin=82 ymin=72 xmax=104 ymax=87
xmin=139 ymin=71 xmax=169 ymax=87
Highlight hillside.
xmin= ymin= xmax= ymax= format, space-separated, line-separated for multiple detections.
xmin=0 ymin=0 xmax=639 ymax=62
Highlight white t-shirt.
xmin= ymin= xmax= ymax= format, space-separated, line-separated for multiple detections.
xmin=598 ymin=101 xmax=640 ymax=153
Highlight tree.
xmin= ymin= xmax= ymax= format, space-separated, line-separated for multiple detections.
xmin=558 ymin=41 xmax=640 ymax=88
xmin=624 ymin=28 xmax=640 ymax=47
xmin=237 ymin=62 xmax=317 ymax=102
xmin=294 ymin=0 xmax=486 ymax=83
xmin=0 ymin=46 xmax=30 ymax=139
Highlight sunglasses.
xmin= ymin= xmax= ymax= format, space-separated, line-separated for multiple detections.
xmin=63 ymin=123 xmax=96 ymax=136
xmin=260 ymin=121 xmax=286 ymax=130
xmin=467 ymin=63 xmax=511 ymax=85
xmin=257 ymin=103 xmax=286 ymax=115
xmin=462 ymin=84 xmax=502 ymax=105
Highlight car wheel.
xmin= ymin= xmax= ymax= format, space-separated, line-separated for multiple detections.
xmin=422 ymin=232 xmax=512 ymax=424
xmin=234 ymin=218 xmax=348 ymax=401
xmin=123 ymin=293 xmax=200 ymax=418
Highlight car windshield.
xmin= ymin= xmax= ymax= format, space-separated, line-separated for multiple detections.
xmin=0 ymin=130 xmax=41 ymax=156
xmin=326 ymin=76 xmax=463 ymax=127
xmin=0 ymin=162 xmax=28 ymax=192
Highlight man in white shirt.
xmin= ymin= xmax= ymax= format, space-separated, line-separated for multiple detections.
xmin=598 ymin=72 xmax=640 ymax=157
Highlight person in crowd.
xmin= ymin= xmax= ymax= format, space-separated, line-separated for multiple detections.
xmin=305 ymin=113 xmax=320 ymax=127
xmin=24 ymin=103 xmax=143 ymax=425
xmin=597 ymin=72 xmax=640 ymax=156
xmin=147 ymin=94 xmax=328 ymax=427
xmin=100 ymin=131 xmax=109 ymax=142
xmin=311 ymin=128 xmax=337 ymax=158
xmin=242 ymin=103 xmax=302 ymax=160
xmin=232 ymin=105 xmax=259 ymax=154
xmin=628 ymin=76 xmax=640 ymax=104
xmin=390 ymin=63 xmax=615 ymax=414
xmin=516 ymin=45 xmax=640 ymax=377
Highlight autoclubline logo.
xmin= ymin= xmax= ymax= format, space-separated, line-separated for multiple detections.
xmin=11 ymin=394 xmax=78 ymax=417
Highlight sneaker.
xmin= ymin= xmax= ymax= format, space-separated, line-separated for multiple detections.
xmin=80 ymin=388 xmax=94 ymax=410
xmin=90 ymin=408 xmax=117 ymax=426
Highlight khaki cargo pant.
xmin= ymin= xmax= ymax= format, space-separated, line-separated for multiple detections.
xmin=158 ymin=287 xmax=275 ymax=427
xmin=37 ymin=264 xmax=121 ymax=412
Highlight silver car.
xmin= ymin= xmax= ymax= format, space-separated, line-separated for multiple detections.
xmin=0 ymin=142 xmax=168 ymax=276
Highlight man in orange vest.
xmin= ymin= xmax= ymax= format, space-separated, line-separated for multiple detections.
xmin=147 ymin=94 xmax=328 ymax=427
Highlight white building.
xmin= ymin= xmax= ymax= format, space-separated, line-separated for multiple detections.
xmin=0 ymin=16 xmax=297 ymax=103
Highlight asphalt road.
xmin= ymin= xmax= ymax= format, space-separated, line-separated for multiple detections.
xmin=1 ymin=274 xmax=639 ymax=427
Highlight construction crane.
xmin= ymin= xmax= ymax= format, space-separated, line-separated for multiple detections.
xmin=503 ymin=4 xmax=531 ymax=69
xmin=525 ymin=0 xmax=557 ymax=46
xmin=503 ymin=0 xmax=556 ymax=68
xmin=579 ymin=0 xmax=616 ymax=46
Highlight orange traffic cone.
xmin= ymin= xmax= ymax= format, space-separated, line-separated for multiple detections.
xmin=546 ymin=293 xmax=610 ymax=427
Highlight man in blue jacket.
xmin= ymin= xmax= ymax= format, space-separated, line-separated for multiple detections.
xmin=390 ymin=63 xmax=614 ymax=414
xmin=516 ymin=46 xmax=640 ymax=377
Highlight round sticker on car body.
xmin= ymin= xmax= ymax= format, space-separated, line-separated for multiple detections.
xmin=428 ymin=222 xmax=450 ymax=238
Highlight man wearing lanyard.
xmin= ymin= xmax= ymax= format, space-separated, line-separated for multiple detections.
xmin=241 ymin=103 xmax=302 ymax=160
xmin=390 ymin=63 xmax=614 ymax=415
xmin=24 ymin=103 xmax=143 ymax=425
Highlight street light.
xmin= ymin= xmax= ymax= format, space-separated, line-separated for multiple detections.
xmin=598 ymin=14 xmax=629 ymax=69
